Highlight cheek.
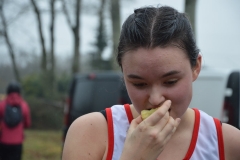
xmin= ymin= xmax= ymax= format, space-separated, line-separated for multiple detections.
xmin=125 ymin=83 xmax=146 ymax=112
xmin=125 ymin=83 xmax=136 ymax=101
xmin=169 ymin=79 xmax=193 ymax=110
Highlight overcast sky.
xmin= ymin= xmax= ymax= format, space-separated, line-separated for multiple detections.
xmin=0 ymin=0 xmax=240 ymax=70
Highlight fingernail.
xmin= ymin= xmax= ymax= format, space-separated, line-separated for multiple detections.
xmin=166 ymin=100 xmax=171 ymax=105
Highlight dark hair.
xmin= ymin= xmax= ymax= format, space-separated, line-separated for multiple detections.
xmin=117 ymin=6 xmax=200 ymax=68
xmin=6 ymin=81 xmax=21 ymax=95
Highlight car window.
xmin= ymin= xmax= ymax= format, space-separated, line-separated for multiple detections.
xmin=71 ymin=77 xmax=124 ymax=117
xmin=92 ymin=80 xmax=121 ymax=111
xmin=71 ymin=80 xmax=94 ymax=116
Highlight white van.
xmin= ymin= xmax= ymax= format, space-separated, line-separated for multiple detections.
xmin=189 ymin=67 xmax=240 ymax=129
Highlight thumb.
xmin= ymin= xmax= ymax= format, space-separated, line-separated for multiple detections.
xmin=128 ymin=115 xmax=142 ymax=133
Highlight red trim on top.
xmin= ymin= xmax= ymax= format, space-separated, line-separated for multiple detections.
xmin=105 ymin=108 xmax=114 ymax=160
xmin=213 ymin=118 xmax=225 ymax=160
xmin=124 ymin=104 xmax=134 ymax=123
xmin=183 ymin=108 xmax=200 ymax=160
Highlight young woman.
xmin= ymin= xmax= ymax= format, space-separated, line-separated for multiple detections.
xmin=62 ymin=6 xmax=240 ymax=160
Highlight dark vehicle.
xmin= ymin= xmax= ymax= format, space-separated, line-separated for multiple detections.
xmin=223 ymin=71 xmax=240 ymax=129
xmin=63 ymin=71 xmax=131 ymax=140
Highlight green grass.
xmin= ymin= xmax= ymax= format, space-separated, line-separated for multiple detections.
xmin=22 ymin=129 xmax=63 ymax=160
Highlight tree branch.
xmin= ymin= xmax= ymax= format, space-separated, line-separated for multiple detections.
xmin=30 ymin=0 xmax=47 ymax=71
xmin=0 ymin=0 xmax=21 ymax=82
xmin=61 ymin=0 xmax=73 ymax=31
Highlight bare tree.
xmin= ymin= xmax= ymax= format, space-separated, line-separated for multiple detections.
xmin=0 ymin=0 xmax=20 ymax=82
xmin=30 ymin=0 xmax=58 ymax=94
xmin=49 ymin=0 xmax=56 ymax=89
xmin=91 ymin=0 xmax=107 ymax=70
xmin=96 ymin=0 xmax=107 ymax=57
xmin=109 ymin=0 xmax=120 ymax=70
xmin=61 ymin=0 xmax=81 ymax=74
xmin=185 ymin=0 xmax=197 ymax=36
xmin=30 ymin=0 xmax=47 ymax=72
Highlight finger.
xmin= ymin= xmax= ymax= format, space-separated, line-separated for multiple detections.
xmin=156 ymin=111 xmax=170 ymax=131
xmin=161 ymin=117 xmax=181 ymax=144
xmin=135 ymin=115 xmax=143 ymax=125
xmin=145 ymin=100 xmax=171 ymax=126
xmin=128 ymin=115 xmax=142 ymax=133
xmin=168 ymin=118 xmax=181 ymax=135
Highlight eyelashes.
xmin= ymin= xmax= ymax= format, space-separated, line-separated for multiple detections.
xmin=132 ymin=79 xmax=178 ymax=88
xmin=164 ymin=80 xmax=178 ymax=85
xmin=133 ymin=83 xmax=147 ymax=87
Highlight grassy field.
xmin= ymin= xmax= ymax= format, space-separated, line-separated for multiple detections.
xmin=22 ymin=129 xmax=63 ymax=160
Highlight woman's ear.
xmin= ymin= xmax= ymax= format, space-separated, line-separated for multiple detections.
xmin=192 ymin=54 xmax=202 ymax=82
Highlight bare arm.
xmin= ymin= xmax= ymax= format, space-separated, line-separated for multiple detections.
xmin=223 ymin=123 xmax=240 ymax=160
xmin=62 ymin=112 xmax=108 ymax=160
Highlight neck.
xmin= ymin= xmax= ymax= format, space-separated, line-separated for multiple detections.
xmin=175 ymin=108 xmax=195 ymax=134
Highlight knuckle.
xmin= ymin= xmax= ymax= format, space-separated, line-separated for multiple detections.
xmin=154 ymin=133 xmax=165 ymax=144
xmin=168 ymin=117 xmax=175 ymax=128
xmin=149 ymin=130 xmax=158 ymax=140
xmin=156 ymin=110 xmax=165 ymax=117
xmin=138 ymin=122 xmax=148 ymax=132
xmin=162 ymin=113 xmax=169 ymax=121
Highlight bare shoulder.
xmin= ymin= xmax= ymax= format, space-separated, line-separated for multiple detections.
xmin=62 ymin=112 xmax=108 ymax=160
xmin=222 ymin=123 xmax=240 ymax=160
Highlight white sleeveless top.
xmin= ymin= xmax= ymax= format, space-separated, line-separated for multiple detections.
xmin=105 ymin=104 xmax=225 ymax=160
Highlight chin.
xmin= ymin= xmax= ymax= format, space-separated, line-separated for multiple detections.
xmin=169 ymin=107 xmax=188 ymax=119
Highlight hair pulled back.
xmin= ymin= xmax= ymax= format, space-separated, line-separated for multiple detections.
xmin=117 ymin=6 xmax=199 ymax=68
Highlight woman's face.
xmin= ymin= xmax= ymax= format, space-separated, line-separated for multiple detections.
xmin=122 ymin=46 xmax=201 ymax=119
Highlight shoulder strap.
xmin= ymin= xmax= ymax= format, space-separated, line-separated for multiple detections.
xmin=183 ymin=108 xmax=200 ymax=160
xmin=124 ymin=104 xmax=133 ymax=123
xmin=213 ymin=118 xmax=225 ymax=160
xmin=105 ymin=108 xmax=114 ymax=160
xmin=105 ymin=105 xmax=132 ymax=160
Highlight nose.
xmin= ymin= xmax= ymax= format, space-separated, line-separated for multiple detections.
xmin=148 ymin=86 xmax=165 ymax=107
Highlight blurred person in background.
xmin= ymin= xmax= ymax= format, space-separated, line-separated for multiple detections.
xmin=0 ymin=81 xmax=31 ymax=160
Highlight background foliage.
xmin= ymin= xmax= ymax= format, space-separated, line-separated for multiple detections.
xmin=22 ymin=73 xmax=71 ymax=130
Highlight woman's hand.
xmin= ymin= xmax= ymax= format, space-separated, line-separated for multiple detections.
xmin=120 ymin=100 xmax=181 ymax=160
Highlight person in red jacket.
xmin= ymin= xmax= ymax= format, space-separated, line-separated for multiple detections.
xmin=0 ymin=81 xmax=31 ymax=160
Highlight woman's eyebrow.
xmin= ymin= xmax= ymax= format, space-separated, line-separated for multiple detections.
xmin=127 ymin=71 xmax=180 ymax=79
xmin=127 ymin=74 xmax=144 ymax=79
xmin=161 ymin=70 xmax=181 ymax=78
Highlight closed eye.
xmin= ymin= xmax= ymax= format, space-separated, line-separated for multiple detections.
xmin=133 ymin=83 xmax=147 ymax=88
xmin=164 ymin=79 xmax=178 ymax=85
